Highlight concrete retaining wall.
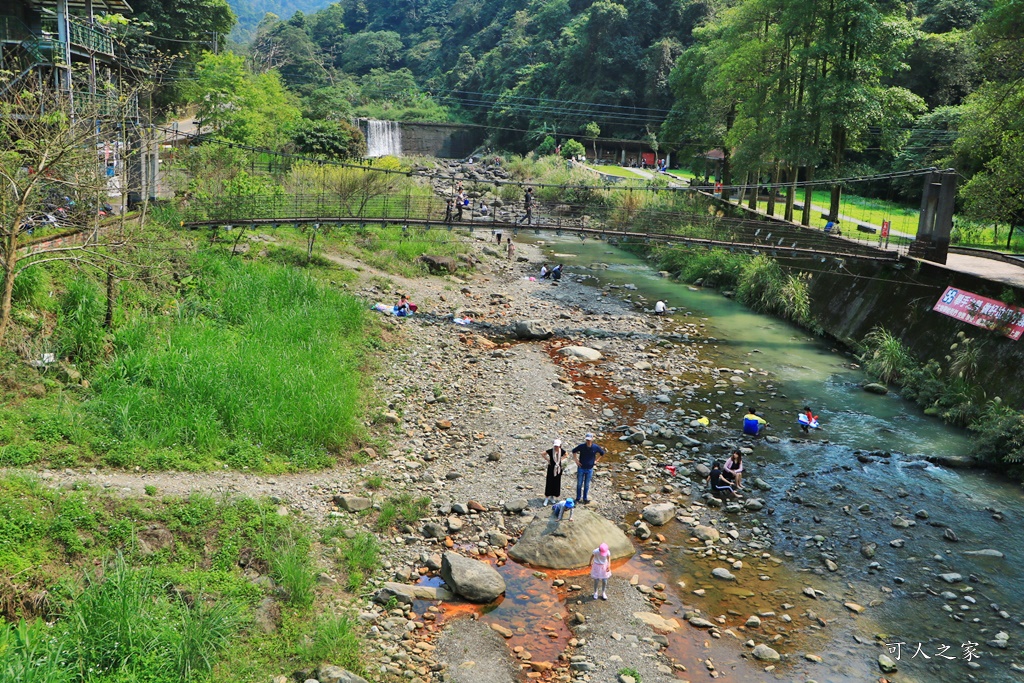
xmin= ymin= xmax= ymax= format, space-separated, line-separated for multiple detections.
xmin=798 ymin=257 xmax=1024 ymax=404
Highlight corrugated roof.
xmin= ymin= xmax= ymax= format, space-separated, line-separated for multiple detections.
xmin=28 ymin=0 xmax=133 ymax=13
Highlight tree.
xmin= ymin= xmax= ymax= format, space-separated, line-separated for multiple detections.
xmin=955 ymin=0 xmax=1024 ymax=247
xmin=582 ymin=121 xmax=601 ymax=160
xmin=292 ymin=120 xmax=366 ymax=159
xmin=561 ymin=138 xmax=586 ymax=159
xmin=187 ymin=52 xmax=302 ymax=150
xmin=536 ymin=135 xmax=557 ymax=156
xmin=338 ymin=30 xmax=404 ymax=74
xmin=0 ymin=83 xmax=140 ymax=345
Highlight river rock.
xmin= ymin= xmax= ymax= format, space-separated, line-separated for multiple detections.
xmin=711 ymin=567 xmax=735 ymax=581
xmin=559 ymin=346 xmax=603 ymax=361
xmin=744 ymin=498 xmax=764 ymax=511
xmin=508 ymin=508 xmax=634 ymax=569
xmin=860 ymin=543 xmax=877 ymax=559
xmin=863 ymin=383 xmax=889 ymax=395
xmin=891 ymin=516 xmax=911 ymax=529
xmin=963 ymin=549 xmax=1004 ymax=558
xmin=418 ymin=255 xmax=457 ymax=274
xmin=633 ymin=612 xmax=680 ymax=632
xmin=641 ymin=503 xmax=677 ymax=526
xmin=318 ymin=666 xmax=368 ymax=683
xmin=943 ymin=528 xmax=959 ymax=542
xmin=694 ymin=525 xmax=720 ymax=542
xmin=752 ymin=644 xmax=781 ymax=662
xmin=333 ymin=495 xmax=372 ymax=512
xmin=374 ymin=582 xmax=455 ymax=604
xmin=688 ymin=616 xmax=715 ymax=628
xmin=939 ymin=572 xmax=963 ymax=584
xmin=745 ymin=615 xmax=761 ymax=628
xmin=513 ymin=319 xmax=553 ymax=340
xmin=503 ymin=499 xmax=529 ymax=513
xmin=440 ymin=552 xmax=506 ymax=603
xmin=878 ymin=654 xmax=898 ymax=673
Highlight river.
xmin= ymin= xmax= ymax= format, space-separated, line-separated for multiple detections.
xmin=527 ymin=235 xmax=1024 ymax=682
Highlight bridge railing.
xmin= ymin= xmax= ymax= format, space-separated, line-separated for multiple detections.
xmin=181 ymin=192 xmax=897 ymax=260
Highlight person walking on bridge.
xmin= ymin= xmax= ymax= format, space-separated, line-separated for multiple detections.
xmin=523 ymin=187 xmax=534 ymax=226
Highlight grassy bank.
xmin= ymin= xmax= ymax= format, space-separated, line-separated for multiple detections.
xmin=0 ymin=475 xmax=366 ymax=682
xmin=1 ymin=224 xmax=382 ymax=473
xmin=859 ymin=327 xmax=1024 ymax=471
xmin=650 ymin=245 xmax=814 ymax=328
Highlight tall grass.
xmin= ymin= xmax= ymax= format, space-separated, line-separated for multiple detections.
xmin=348 ymin=225 xmax=467 ymax=277
xmin=338 ymin=532 xmax=379 ymax=591
xmin=262 ymin=529 xmax=316 ymax=608
xmin=0 ymin=619 xmax=71 ymax=683
xmin=56 ymin=276 xmax=105 ymax=364
xmin=89 ymin=254 xmax=368 ymax=459
xmin=861 ymin=326 xmax=914 ymax=385
xmin=294 ymin=614 xmax=363 ymax=674
xmin=61 ymin=553 xmax=243 ymax=682
xmin=735 ymin=255 xmax=812 ymax=324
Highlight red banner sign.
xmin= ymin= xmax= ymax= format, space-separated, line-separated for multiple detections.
xmin=933 ymin=287 xmax=1024 ymax=340
xmin=880 ymin=220 xmax=890 ymax=239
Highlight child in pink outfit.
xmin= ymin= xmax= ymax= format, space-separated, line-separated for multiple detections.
xmin=589 ymin=543 xmax=612 ymax=600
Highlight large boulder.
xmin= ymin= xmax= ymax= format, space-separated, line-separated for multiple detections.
xmin=641 ymin=503 xmax=677 ymax=526
xmin=513 ymin=319 xmax=553 ymax=340
xmin=418 ymin=255 xmax=458 ymax=274
xmin=508 ymin=507 xmax=634 ymax=569
xmin=440 ymin=552 xmax=506 ymax=603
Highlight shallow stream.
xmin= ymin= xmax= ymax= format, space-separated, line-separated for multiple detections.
xmin=523 ymin=236 xmax=1024 ymax=682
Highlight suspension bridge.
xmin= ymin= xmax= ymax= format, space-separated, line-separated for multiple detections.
xmin=179 ymin=193 xmax=905 ymax=263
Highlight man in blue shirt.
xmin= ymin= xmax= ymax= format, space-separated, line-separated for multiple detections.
xmin=572 ymin=433 xmax=606 ymax=504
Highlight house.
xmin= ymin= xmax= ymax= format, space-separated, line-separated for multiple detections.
xmin=1 ymin=1 xmax=158 ymax=205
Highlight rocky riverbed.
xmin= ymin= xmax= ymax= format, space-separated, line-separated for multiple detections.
xmin=29 ymin=232 xmax=1024 ymax=683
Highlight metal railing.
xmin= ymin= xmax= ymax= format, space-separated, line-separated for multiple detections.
xmin=0 ymin=15 xmax=33 ymax=42
xmin=68 ymin=16 xmax=113 ymax=55
xmin=61 ymin=89 xmax=138 ymax=119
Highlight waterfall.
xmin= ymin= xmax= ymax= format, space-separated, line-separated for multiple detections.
xmin=364 ymin=119 xmax=402 ymax=158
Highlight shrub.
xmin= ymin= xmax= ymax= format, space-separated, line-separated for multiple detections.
xmin=972 ymin=401 xmax=1024 ymax=466
xmin=375 ymin=493 xmax=431 ymax=532
xmin=560 ymin=138 xmax=585 ymax=159
xmin=535 ymin=135 xmax=556 ymax=156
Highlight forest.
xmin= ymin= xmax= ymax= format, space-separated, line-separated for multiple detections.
xmin=111 ymin=0 xmax=1022 ymax=232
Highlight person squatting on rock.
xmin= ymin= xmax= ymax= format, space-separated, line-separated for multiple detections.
xmin=707 ymin=460 xmax=739 ymax=500
xmin=543 ymin=439 xmax=568 ymax=506
xmin=572 ymin=433 xmax=605 ymax=504
xmin=550 ymin=497 xmax=574 ymax=521
xmin=590 ymin=543 xmax=611 ymax=600
xmin=743 ymin=407 xmax=767 ymax=436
